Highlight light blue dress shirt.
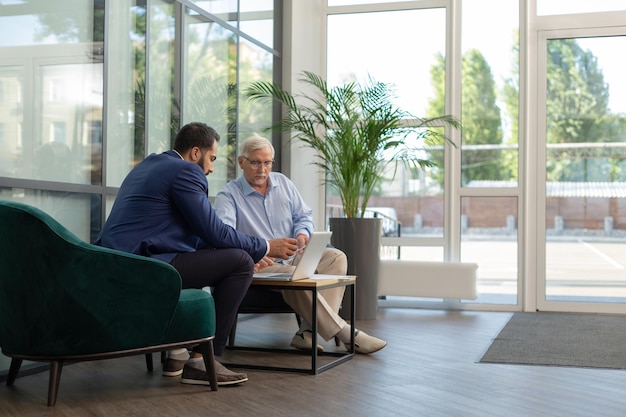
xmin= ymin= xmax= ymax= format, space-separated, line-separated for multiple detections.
xmin=215 ymin=172 xmax=314 ymax=241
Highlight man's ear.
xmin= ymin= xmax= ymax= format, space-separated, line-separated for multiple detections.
xmin=189 ymin=146 xmax=201 ymax=162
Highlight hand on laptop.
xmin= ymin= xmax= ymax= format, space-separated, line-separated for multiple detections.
xmin=267 ymin=237 xmax=298 ymax=260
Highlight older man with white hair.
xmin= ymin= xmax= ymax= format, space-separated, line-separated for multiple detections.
xmin=215 ymin=135 xmax=386 ymax=354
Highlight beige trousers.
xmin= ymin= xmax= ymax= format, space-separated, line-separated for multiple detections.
xmin=262 ymin=247 xmax=348 ymax=341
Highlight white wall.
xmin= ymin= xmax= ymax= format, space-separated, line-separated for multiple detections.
xmin=283 ymin=1 xmax=327 ymax=230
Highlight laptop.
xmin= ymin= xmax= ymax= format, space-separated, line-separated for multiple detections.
xmin=253 ymin=231 xmax=332 ymax=281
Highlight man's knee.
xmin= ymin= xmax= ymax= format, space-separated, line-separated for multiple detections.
xmin=229 ymin=248 xmax=254 ymax=270
xmin=320 ymin=248 xmax=347 ymax=275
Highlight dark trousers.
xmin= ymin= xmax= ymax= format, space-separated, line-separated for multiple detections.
xmin=170 ymin=248 xmax=254 ymax=355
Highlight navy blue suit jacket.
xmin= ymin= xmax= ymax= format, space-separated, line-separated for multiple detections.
xmin=95 ymin=150 xmax=267 ymax=263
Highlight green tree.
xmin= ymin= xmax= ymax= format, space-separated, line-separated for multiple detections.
xmin=504 ymin=36 xmax=620 ymax=182
xmin=545 ymin=39 xmax=613 ymax=181
xmin=546 ymin=40 xmax=609 ymax=144
xmin=427 ymin=50 xmax=505 ymax=186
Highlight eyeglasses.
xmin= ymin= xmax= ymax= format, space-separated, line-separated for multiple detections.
xmin=242 ymin=156 xmax=274 ymax=169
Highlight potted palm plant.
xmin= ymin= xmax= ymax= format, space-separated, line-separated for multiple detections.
xmin=245 ymin=71 xmax=459 ymax=319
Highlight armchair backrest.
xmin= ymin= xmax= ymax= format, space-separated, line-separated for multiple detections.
xmin=0 ymin=200 xmax=183 ymax=357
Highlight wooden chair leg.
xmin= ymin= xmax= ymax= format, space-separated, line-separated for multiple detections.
xmin=145 ymin=353 xmax=154 ymax=372
xmin=48 ymin=360 xmax=63 ymax=407
xmin=198 ymin=340 xmax=218 ymax=391
xmin=6 ymin=358 xmax=22 ymax=386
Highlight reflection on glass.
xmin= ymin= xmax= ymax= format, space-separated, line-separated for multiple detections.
xmin=0 ymin=187 xmax=101 ymax=243
xmin=544 ymin=36 xmax=626 ymax=303
xmin=37 ymin=63 xmax=103 ymax=184
xmin=0 ymin=3 xmax=101 ymax=47
xmin=241 ymin=1 xmax=274 ymax=13
xmin=106 ymin=4 xmax=142 ymax=187
xmin=0 ymin=4 xmax=103 ymax=185
xmin=189 ymin=0 xmax=237 ymax=20
xmin=461 ymin=196 xmax=518 ymax=305
xmin=147 ymin=0 xmax=177 ymax=156
xmin=184 ymin=8 xmax=235 ymax=195
xmin=239 ymin=18 xmax=274 ymax=50
xmin=0 ymin=67 xmax=23 ymax=178
xmin=240 ymin=2 xmax=274 ymax=49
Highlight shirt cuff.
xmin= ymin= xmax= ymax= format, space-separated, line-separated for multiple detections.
xmin=265 ymin=240 xmax=270 ymax=256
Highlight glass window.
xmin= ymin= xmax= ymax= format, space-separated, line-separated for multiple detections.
xmin=329 ymin=0 xmax=429 ymax=6
xmin=0 ymin=2 xmax=99 ymax=47
xmin=0 ymin=187 xmax=101 ymax=243
xmin=39 ymin=63 xmax=102 ymax=185
xmin=460 ymin=0 xmax=519 ymax=186
xmin=183 ymin=8 xmax=235 ymax=195
xmin=105 ymin=4 xmax=143 ymax=187
xmin=544 ymin=36 xmax=626 ymax=303
xmin=0 ymin=4 xmax=103 ymax=186
xmin=538 ymin=0 xmax=626 ymax=16
xmin=326 ymin=7 xmax=446 ymax=238
xmin=461 ymin=196 xmax=518 ymax=305
xmin=147 ymin=0 xmax=177 ymax=156
xmin=328 ymin=8 xmax=445 ymax=117
xmin=240 ymin=1 xmax=275 ymax=49
xmin=239 ymin=16 xmax=274 ymax=50
xmin=0 ymin=66 xmax=22 ymax=179
xmin=0 ymin=1 xmax=281 ymax=249
xmin=189 ymin=0 xmax=237 ymax=21
xmin=237 ymin=38 xmax=274 ymax=174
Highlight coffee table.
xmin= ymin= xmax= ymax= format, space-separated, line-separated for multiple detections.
xmin=224 ymin=276 xmax=356 ymax=374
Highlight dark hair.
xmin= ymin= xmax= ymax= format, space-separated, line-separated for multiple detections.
xmin=173 ymin=122 xmax=220 ymax=153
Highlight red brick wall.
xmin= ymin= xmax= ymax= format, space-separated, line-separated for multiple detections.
xmin=328 ymin=195 xmax=626 ymax=230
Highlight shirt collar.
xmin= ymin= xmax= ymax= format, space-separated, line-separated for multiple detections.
xmin=238 ymin=173 xmax=278 ymax=196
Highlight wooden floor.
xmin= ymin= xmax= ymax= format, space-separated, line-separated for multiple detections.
xmin=2 ymin=308 xmax=626 ymax=417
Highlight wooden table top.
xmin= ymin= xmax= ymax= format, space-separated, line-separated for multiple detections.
xmin=251 ymin=275 xmax=356 ymax=288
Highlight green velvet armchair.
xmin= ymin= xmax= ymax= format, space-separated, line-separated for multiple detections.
xmin=0 ymin=200 xmax=218 ymax=406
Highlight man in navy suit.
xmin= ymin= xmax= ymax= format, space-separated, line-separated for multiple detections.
xmin=95 ymin=122 xmax=298 ymax=386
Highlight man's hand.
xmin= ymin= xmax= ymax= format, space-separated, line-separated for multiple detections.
xmin=296 ymin=233 xmax=309 ymax=249
xmin=254 ymin=256 xmax=275 ymax=273
xmin=268 ymin=237 xmax=298 ymax=260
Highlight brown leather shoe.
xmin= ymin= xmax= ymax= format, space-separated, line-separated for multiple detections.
xmin=162 ymin=358 xmax=186 ymax=377
xmin=181 ymin=362 xmax=248 ymax=386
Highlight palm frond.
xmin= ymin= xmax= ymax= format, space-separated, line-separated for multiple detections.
xmin=244 ymin=71 xmax=460 ymax=218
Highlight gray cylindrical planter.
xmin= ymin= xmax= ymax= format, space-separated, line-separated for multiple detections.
xmin=329 ymin=217 xmax=382 ymax=320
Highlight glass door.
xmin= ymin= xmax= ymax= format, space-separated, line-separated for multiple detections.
xmin=537 ymin=29 xmax=626 ymax=312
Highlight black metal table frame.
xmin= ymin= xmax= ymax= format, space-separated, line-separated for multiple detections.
xmin=224 ymin=278 xmax=355 ymax=374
